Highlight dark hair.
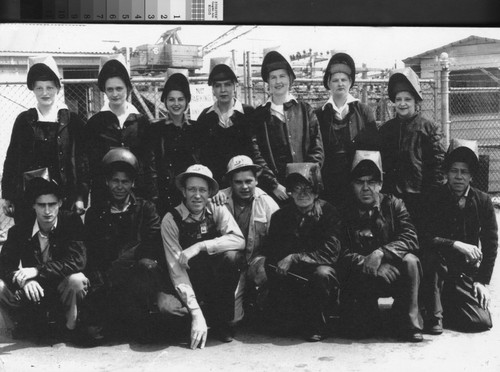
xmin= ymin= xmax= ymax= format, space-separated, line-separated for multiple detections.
xmin=25 ymin=178 xmax=62 ymax=205
xmin=106 ymin=162 xmax=137 ymax=180
xmin=230 ymin=167 xmax=258 ymax=181
xmin=444 ymin=149 xmax=478 ymax=175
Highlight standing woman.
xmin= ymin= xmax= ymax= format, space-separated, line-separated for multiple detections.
xmin=379 ymin=67 xmax=446 ymax=235
xmin=83 ymin=57 xmax=151 ymax=206
xmin=2 ymin=55 xmax=86 ymax=223
xmin=252 ymin=51 xmax=324 ymax=204
xmin=146 ymin=73 xmax=199 ymax=217
xmin=316 ymin=53 xmax=379 ymax=208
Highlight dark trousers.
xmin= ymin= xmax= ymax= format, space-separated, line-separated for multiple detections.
xmin=266 ymin=264 xmax=339 ymax=333
xmin=82 ymin=258 xmax=160 ymax=335
xmin=188 ymin=250 xmax=244 ymax=327
xmin=423 ymin=249 xmax=492 ymax=332
xmin=340 ymin=253 xmax=423 ymax=333
xmin=322 ymin=169 xmax=351 ymax=210
xmin=399 ymin=193 xmax=425 ymax=249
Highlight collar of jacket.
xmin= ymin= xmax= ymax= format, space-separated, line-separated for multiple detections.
xmin=221 ymin=186 xmax=266 ymax=208
xmin=100 ymin=192 xmax=138 ymax=214
xmin=98 ymin=109 xmax=142 ymax=126
xmin=27 ymin=107 xmax=70 ymax=128
xmin=261 ymin=94 xmax=298 ymax=109
xmin=206 ymin=98 xmax=245 ymax=116
xmin=163 ymin=112 xmax=191 ymax=127
xmin=344 ymin=193 xmax=386 ymax=222
xmin=321 ymin=93 xmax=359 ymax=111
xmin=396 ymin=112 xmax=419 ymax=125
xmin=177 ymin=200 xmax=214 ymax=221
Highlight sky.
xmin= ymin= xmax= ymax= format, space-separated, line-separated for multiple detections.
xmin=77 ymin=24 xmax=500 ymax=70
xmin=1 ymin=24 xmax=499 ymax=71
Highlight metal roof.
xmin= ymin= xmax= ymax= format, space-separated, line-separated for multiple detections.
xmin=403 ymin=35 xmax=500 ymax=63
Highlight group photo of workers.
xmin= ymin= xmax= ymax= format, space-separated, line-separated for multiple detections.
xmin=0 ymin=45 xmax=497 ymax=351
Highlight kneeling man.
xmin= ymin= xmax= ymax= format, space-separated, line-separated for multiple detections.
xmin=423 ymin=139 xmax=497 ymax=333
xmin=263 ymin=163 xmax=341 ymax=342
xmin=160 ymin=164 xmax=245 ymax=349
xmin=339 ymin=150 xmax=423 ymax=342
xmin=0 ymin=177 xmax=86 ymax=340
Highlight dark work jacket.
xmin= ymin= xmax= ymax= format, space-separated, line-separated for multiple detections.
xmin=252 ymin=100 xmax=324 ymax=191
xmin=263 ymin=200 xmax=342 ymax=266
xmin=84 ymin=194 xmax=161 ymax=288
xmin=196 ymin=103 xmax=261 ymax=185
xmin=423 ymin=185 xmax=498 ymax=284
xmin=83 ymin=110 xmax=151 ymax=205
xmin=0 ymin=210 xmax=86 ymax=288
xmin=379 ymin=113 xmax=445 ymax=196
xmin=316 ymin=101 xmax=379 ymax=174
xmin=2 ymin=108 xmax=86 ymax=204
xmin=340 ymin=193 xmax=419 ymax=267
xmin=145 ymin=118 xmax=199 ymax=216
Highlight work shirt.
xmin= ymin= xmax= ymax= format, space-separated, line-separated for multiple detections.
xmin=220 ymin=186 xmax=279 ymax=262
xmin=322 ymin=93 xmax=359 ymax=120
xmin=162 ymin=202 xmax=245 ymax=311
xmin=206 ymin=98 xmax=245 ymax=128
xmin=32 ymin=218 xmax=58 ymax=263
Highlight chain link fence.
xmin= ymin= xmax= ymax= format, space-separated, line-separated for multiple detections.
xmin=449 ymin=86 xmax=500 ymax=194
xmin=1 ymin=75 xmax=498 ymax=240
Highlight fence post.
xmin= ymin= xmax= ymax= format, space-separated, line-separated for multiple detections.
xmin=246 ymin=51 xmax=253 ymax=107
xmin=439 ymin=52 xmax=450 ymax=146
xmin=361 ymin=63 xmax=367 ymax=105
xmin=242 ymin=51 xmax=247 ymax=105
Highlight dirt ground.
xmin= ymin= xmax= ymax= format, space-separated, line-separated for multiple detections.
xmin=0 ymin=215 xmax=499 ymax=372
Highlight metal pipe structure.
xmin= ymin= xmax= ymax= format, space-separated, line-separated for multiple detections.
xmin=439 ymin=52 xmax=451 ymax=146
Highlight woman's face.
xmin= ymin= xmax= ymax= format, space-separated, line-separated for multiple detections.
xmin=104 ymin=77 xmax=128 ymax=109
xmin=395 ymin=91 xmax=416 ymax=119
xmin=164 ymin=90 xmax=187 ymax=118
xmin=329 ymin=72 xmax=351 ymax=99
xmin=33 ymin=80 xmax=59 ymax=109
xmin=268 ymin=69 xmax=291 ymax=99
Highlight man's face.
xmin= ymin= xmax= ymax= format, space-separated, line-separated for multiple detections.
xmin=447 ymin=161 xmax=472 ymax=196
xmin=352 ymin=175 xmax=382 ymax=207
xmin=106 ymin=171 xmax=134 ymax=203
xmin=268 ymin=69 xmax=291 ymax=98
xmin=33 ymin=194 xmax=61 ymax=227
xmin=231 ymin=170 xmax=257 ymax=201
xmin=290 ymin=181 xmax=316 ymax=210
xmin=182 ymin=177 xmax=210 ymax=215
xmin=212 ymin=79 xmax=236 ymax=105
